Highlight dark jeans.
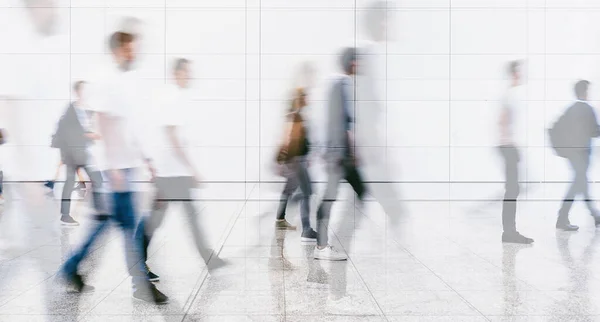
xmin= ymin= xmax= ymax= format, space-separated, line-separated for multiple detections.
xmin=559 ymin=150 xmax=598 ymax=221
xmin=316 ymin=158 xmax=366 ymax=247
xmin=61 ymin=168 xmax=147 ymax=288
xmin=61 ymin=164 xmax=104 ymax=216
xmin=276 ymin=157 xmax=313 ymax=232
xmin=499 ymin=145 xmax=520 ymax=233
xmin=135 ymin=176 xmax=213 ymax=269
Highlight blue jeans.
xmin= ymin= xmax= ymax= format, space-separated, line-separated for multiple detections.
xmin=61 ymin=168 xmax=147 ymax=288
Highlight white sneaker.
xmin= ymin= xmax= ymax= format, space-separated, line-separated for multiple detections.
xmin=313 ymin=245 xmax=348 ymax=261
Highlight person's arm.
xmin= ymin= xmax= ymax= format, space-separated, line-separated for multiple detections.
xmin=499 ymin=105 xmax=511 ymax=143
xmin=588 ymin=105 xmax=600 ymax=138
xmin=341 ymin=78 xmax=357 ymax=161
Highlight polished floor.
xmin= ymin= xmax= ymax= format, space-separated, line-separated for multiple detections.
xmin=0 ymin=182 xmax=600 ymax=321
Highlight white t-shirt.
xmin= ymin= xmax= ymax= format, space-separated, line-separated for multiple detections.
xmin=151 ymin=83 xmax=193 ymax=177
xmin=87 ymin=64 xmax=144 ymax=171
xmin=499 ymin=85 xmax=527 ymax=147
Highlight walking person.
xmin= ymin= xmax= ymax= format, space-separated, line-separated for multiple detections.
xmin=274 ymin=87 xmax=318 ymax=242
xmin=497 ymin=60 xmax=534 ymax=244
xmin=53 ymin=81 xmax=101 ymax=226
xmin=134 ymin=58 xmax=228 ymax=282
xmin=550 ymin=80 xmax=600 ymax=231
xmin=59 ymin=31 xmax=168 ymax=304
xmin=43 ymin=161 xmax=87 ymax=193
xmin=314 ymin=48 xmax=366 ymax=261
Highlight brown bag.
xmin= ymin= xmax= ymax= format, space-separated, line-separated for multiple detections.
xmin=276 ymin=112 xmax=304 ymax=164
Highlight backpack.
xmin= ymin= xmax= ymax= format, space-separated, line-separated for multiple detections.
xmin=50 ymin=106 xmax=69 ymax=149
xmin=548 ymin=106 xmax=574 ymax=158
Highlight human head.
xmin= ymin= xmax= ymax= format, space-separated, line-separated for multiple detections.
xmin=575 ymin=80 xmax=590 ymax=101
xmin=24 ymin=0 xmax=59 ymax=36
xmin=173 ymin=58 xmax=191 ymax=89
xmin=73 ymin=80 xmax=86 ymax=101
xmin=364 ymin=1 xmax=389 ymax=42
xmin=507 ymin=60 xmax=523 ymax=85
xmin=340 ymin=47 xmax=358 ymax=75
xmin=109 ymin=31 xmax=137 ymax=71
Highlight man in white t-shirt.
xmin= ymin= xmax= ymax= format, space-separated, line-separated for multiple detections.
xmin=135 ymin=58 xmax=228 ymax=283
xmin=60 ymin=31 xmax=168 ymax=304
xmin=497 ymin=61 xmax=534 ymax=244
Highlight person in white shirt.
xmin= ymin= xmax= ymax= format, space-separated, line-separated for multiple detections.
xmin=60 ymin=31 xmax=168 ymax=304
xmin=135 ymin=58 xmax=228 ymax=282
xmin=497 ymin=60 xmax=534 ymax=244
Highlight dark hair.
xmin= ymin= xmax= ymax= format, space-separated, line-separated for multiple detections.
xmin=508 ymin=60 xmax=521 ymax=76
xmin=575 ymin=80 xmax=590 ymax=100
xmin=73 ymin=80 xmax=86 ymax=92
xmin=173 ymin=58 xmax=190 ymax=73
xmin=109 ymin=32 xmax=135 ymax=52
xmin=340 ymin=47 xmax=357 ymax=74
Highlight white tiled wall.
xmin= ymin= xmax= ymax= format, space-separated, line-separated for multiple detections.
xmin=3 ymin=0 xmax=600 ymax=200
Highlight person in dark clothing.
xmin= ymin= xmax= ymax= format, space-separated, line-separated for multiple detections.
xmin=275 ymin=88 xmax=318 ymax=242
xmin=556 ymin=80 xmax=600 ymax=231
xmin=497 ymin=61 xmax=534 ymax=244
xmin=56 ymin=81 xmax=102 ymax=226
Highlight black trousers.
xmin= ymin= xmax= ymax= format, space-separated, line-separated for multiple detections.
xmin=558 ymin=149 xmax=597 ymax=221
xmin=499 ymin=145 xmax=520 ymax=233
xmin=316 ymin=159 xmax=366 ymax=247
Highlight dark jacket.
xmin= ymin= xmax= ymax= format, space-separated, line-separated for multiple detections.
xmin=56 ymin=103 xmax=92 ymax=165
xmin=563 ymin=101 xmax=600 ymax=154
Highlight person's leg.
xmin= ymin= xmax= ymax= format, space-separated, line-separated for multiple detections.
xmin=296 ymin=157 xmax=313 ymax=233
xmin=53 ymin=160 xmax=63 ymax=182
xmin=60 ymin=164 xmax=78 ymax=219
xmin=558 ymin=154 xmax=584 ymax=226
xmin=180 ymin=177 xmax=215 ymax=265
xmin=316 ymin=162 xmax=343 ymax=248
xmin=499 ymin=146 xmax=519 ymax=234
xmin=275 ymin=162 xmax=300 ymax=230
xmin=61 ymin=214 xmax=110 ymax=277
xmin=135 ymin=177 xmax=169 ymax=270
xmin=578 ymin=153 xmax=598 ymax=216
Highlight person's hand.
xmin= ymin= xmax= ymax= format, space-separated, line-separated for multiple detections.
xmin=110 ymin=169 xmax=125 ymax=191
xmin=85 ymin=132 xmax=101 ymax=140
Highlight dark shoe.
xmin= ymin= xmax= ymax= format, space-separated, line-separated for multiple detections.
xmin=592 ymin=214 xmax=600 ymax=227
xmin=502 ymin=232 xmax=534 ymax=244
xmin=147 ymin=270 xmax=159 ymax=282
xmin=133 ymin=283 xmax=169 ymax=304
xmin=275 ymin=219 xmax=296 ymax=230
xmin=556 ymin=221 xmax=579 ymax=231
xmin=61 ymin=215 xmax=79 ymax=226
xmin=44 ymin=180 xmax=55 ymax=190
xmin=301 ymin=229 xmax=318 ymax=243
xmin=61 ymin=273 xmax=95 ymax=293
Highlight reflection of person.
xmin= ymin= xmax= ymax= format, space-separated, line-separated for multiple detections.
xmin=497 ymin=61 xmax=533 ymax=244
xmin=314 ymin=48 xmax=365 ymax=261
xmin=59 ymin=31 xmax=168 ymax=304
xmin=135 ymin=58 xmax=228 ymax=283
xmin=275 ymin=88 xmax=318 ymax=242
xmin=555 ymin=80 xmax=600 ymax=231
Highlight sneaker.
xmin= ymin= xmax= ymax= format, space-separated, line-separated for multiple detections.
xmin=314 ymin=245 xmax=348 ymax=261
xmin=275 ymin=219 xmax=296 ymax=230
xmin=147 ymin=270 xmax=160 ymax=282
xmin=301 ymin=229 xmax=318 ymax=243
xmin=60 ymin=215 xmax=79 ymax=226
xmin=502 ymin=232 xmax=534 ymax=244
xmin=44 ymin=180 xmax=55 ymax=190
xmin=60 ymin=273 xmax=95 ymax=293
xmin=133 ymin=283 xmax=169 ymax=304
